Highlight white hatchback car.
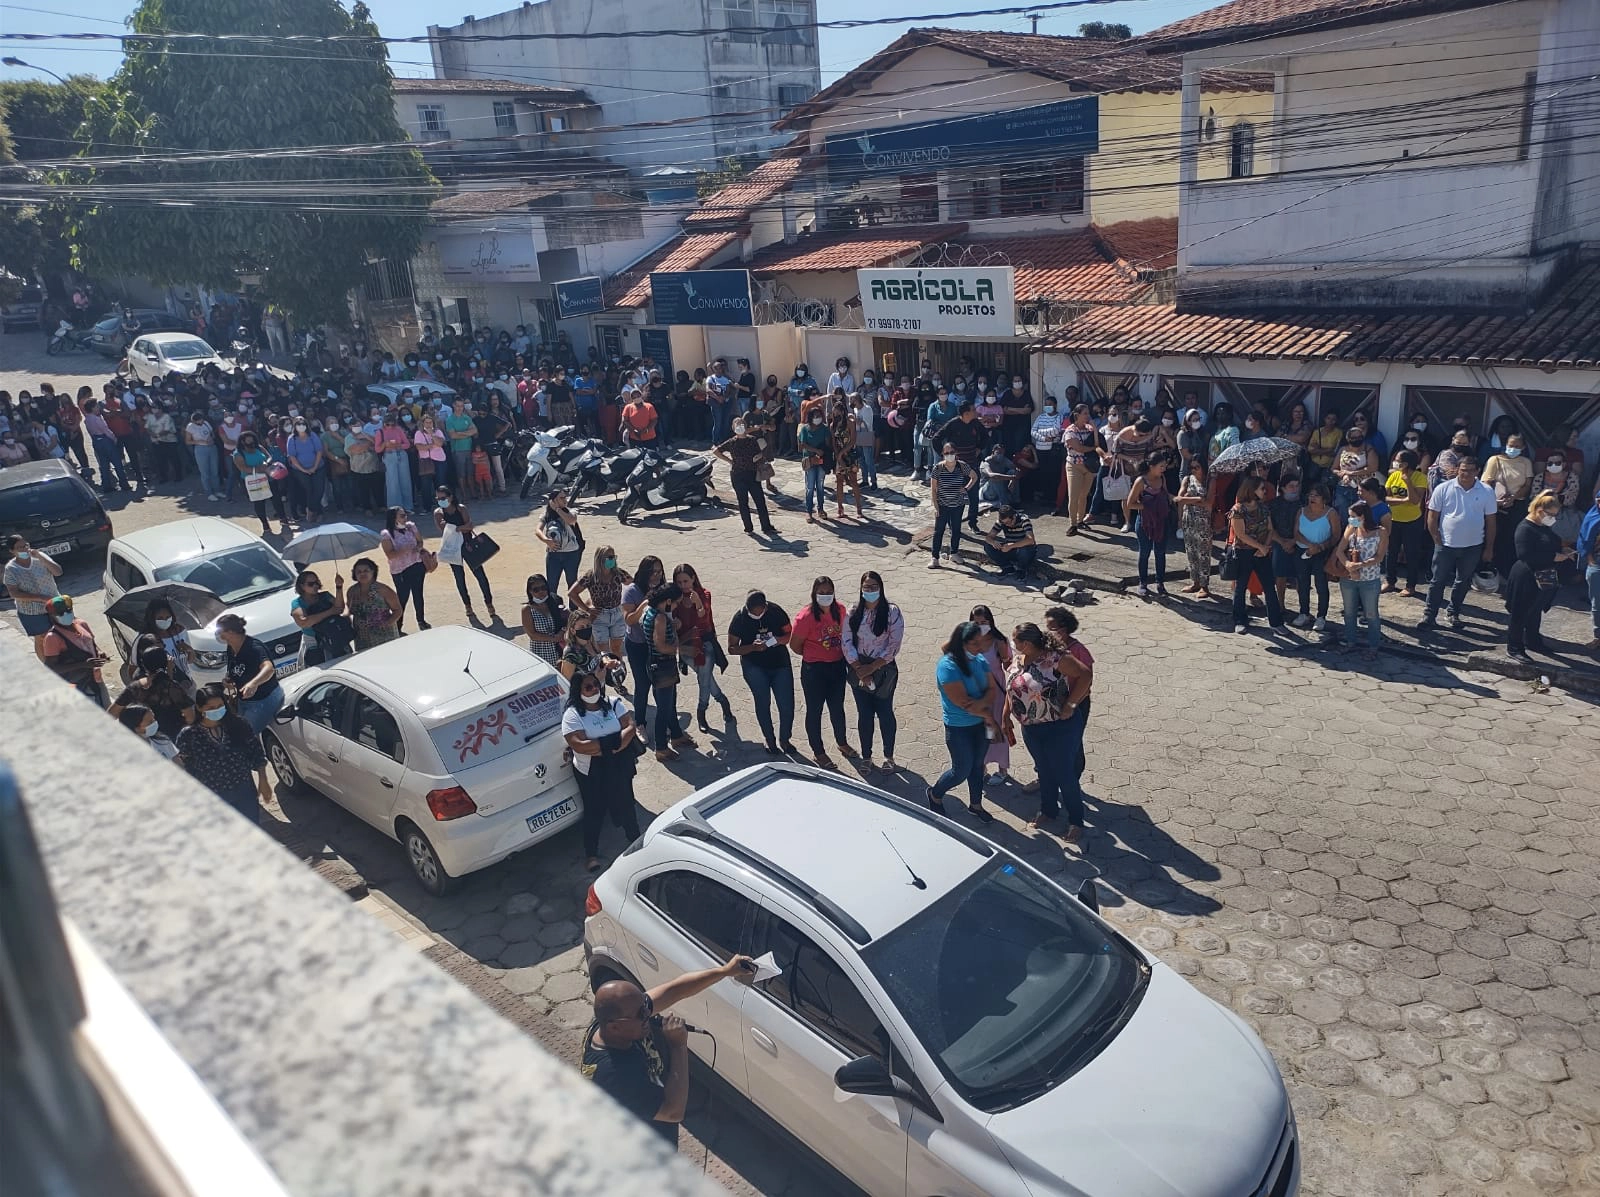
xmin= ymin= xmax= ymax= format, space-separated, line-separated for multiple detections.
xmin=125 ymin=331 xmax=226 ymax=383
xmin=584 ymin=765 xmax=1298 ymax=1197
xmin=266 ymin=626 xmax=581 ymax=895
xmin=103 ymin=517 xmax=303 ymax=685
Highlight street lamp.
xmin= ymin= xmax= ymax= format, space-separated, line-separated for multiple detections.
xmin=1 ymin=57 xmax=72 ymax=86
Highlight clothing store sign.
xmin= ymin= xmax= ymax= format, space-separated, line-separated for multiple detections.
xmin=437 ymin=230 xmax=541 ymax=283
xmin=825 ymin=96 xmax=1098 ymax=184
xmin=857 ymin=267 xmax=1016 ymax=337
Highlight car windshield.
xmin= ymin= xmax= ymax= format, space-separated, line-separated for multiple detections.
xmin=862 ymin=859 xmax=1148 ymax=1113
xmin=0 ymin=479 xmax=93 ymax=523
xmin=93 ymin=316 xmax=121 ymax=333
xmin=153 ymin=545 xmax=295 ymax=604
xmin=160 ymin=338 xmax=214 ymax=361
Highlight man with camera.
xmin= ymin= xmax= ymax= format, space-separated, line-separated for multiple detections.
xmin=581 ymin=954 xmax=755 ymax=1146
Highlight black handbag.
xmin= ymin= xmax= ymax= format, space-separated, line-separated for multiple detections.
xmin=1218 ymin=542 xmax=1239 ymax=581
xmin=319 ymin=613 xmax=356 ymax=658
xmin=462 ymin=531 xmax=500 ymax=566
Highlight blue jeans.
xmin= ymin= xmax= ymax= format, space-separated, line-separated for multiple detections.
xmin=1424 ymin=542 xmax=1481 ymax=620
xmin=742 ymin=660 xmax=794 ymax=746
xmin=192 ymin=442 xmax=220 ymax=495
xmin=652 ymin=679 xmax=683 ymax=751
xmin=1021 ymin=713 xmax=1086 ymax=826
xmin=804 ymin=465 xmax=827 ymax=514
xmin=546 ymin=548 xmax=582 ymax=595
xmin=933 ymin=721 xmax=988 ymax=806
xmin=1588 ymin=564 xmax=1600 ymax=639
xmin=238 ymin=687 xmax=286 ymax=735
xmin=983 ymin=542 xmax=1037 ymax=573
xmin=858 ymin=443 xmax=877 ymax=487
xmin=624 ymin=638 xmax=650 ymax=724
xmin=1340 ymin=578 xmax=1382 ymax=649
xmin=709 ymin=401 xmax=731 ymax=445
xmin=1135 ymin=514 xmax=1167 ymax=586
xmin=217 ymin=782 xmax=261 ymax=823
xmin=383 ymin=450 xmax=413 ymax=511
xmin=1333 ymin=485 xmax=1358 ymax=519
xmin=91 ymin=433 xmax=126 ymax=491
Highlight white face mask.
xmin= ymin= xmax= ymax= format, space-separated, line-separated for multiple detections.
xmin=155 ymin=616 xmax=173 ymax=629
xmin=975 ymin=622 xmax=991 ymax=635
xmin=814 ymin=593 xmax=833 ymax=607
xmin=1505 ymin=447 xmax=1522 ymax=458
xmin=142 ymin=721 xmax=160 ymax=739
xmin=1546 ymin=462 xmax=1565 ymax=474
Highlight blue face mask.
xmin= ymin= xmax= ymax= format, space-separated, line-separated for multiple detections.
xmin=203 ymin=706 xmax=226 ymax=722
xmin=860 ymin=590 xmax=881 ymax=604
xmin=54 ymin=612 xmax=74 ymax=626
xmin=437 ymin=498 xmax=451 ymax=509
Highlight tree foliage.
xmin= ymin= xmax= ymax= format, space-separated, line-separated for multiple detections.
xmin=69 ymin=0 xmax=437 ymax=323
xmin=1077 ymin=22 xmax=1134 ymax=39
xmin=0 ymin=76 xmax=103 ymax=162
xmin=696 ymin=155 xmax=749 ymax=199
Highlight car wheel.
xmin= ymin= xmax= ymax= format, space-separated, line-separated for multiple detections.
xmin=263 ymin=733 xmax=303 ymax=793
xmin=399 ymin=820 xmax=452 ymax=897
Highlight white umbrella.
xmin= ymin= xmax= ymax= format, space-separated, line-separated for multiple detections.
xmin=281 ymin=522 xmax=382 ymax=566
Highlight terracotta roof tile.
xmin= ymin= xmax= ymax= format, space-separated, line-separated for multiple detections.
xmin=1032 ymin=260 xmax=1600 ymax=370
xmin=904 ymin=230 xmax=1148 ymax=305
xmin=1142 ymin=0 xmax=1503 ymax=52
xmin=746 ymin=224 xmax=968 ymax=274
xmin=683 ymin=155 xmax=805 ymax=229
xmin=1092 ymin=217 xmax=1180 ymax=272
xmin=776 ymin=27 xmax=1269 ymax=130
xmin=603 ymin=233 xmax=740 ymax=310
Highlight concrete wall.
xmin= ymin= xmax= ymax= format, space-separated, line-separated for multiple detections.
xmin=393 ymin=91 xmax=572 ymax=144
xmin=1532 ymin=0 xmax=1600 ymax=252
xmin=0 ymin=630 xmax=717 ymax=1197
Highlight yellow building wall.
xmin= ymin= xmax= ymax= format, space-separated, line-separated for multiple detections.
xmin=1091 ymin=87 xmax=1275 ymax=226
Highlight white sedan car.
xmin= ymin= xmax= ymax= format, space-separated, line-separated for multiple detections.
xmin=584 ymin=764 xmax=1298 ymax=1197
xmin=126 ymin=331 xmax=226 ymax=382
xmin=266 ymin=626 xmax=581 ymax=894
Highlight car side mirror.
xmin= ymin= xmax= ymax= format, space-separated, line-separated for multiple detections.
xmin=834 ymin=1054 xmax=894 ymax=1097
xmin=273 ymin=706 xmax=298 ymax=725
xmin=1076 ymin=878 xmax=1100 ymax=914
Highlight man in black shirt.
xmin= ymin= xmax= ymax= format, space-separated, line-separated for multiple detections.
xmin=726 ymin=589 xmax=795 ymax=753
xmin=735 ymin=357 xmax=757 ymax=417
xmin=581 ymin=954 xmax=755 ymax=1147
xmin=937 ymin=401 xmax=986 ymax=529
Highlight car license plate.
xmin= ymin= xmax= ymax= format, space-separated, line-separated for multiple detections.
xmin=526 ymin=797 xmax=576 ymax=834
xmin=274 ymin=660 xmax=301 ymax=678
xmin=39 ymin=541 xmax=70 ymax=556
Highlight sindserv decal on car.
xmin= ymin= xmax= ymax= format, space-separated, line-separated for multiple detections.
xmin=450 ymin=681 xmax=565 ymax=764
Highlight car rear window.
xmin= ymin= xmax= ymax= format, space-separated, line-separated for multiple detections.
xmin=0 ymin=479 xmax=95 ymax=523
xmin=429 ymin=677 xmax=567 ymax=771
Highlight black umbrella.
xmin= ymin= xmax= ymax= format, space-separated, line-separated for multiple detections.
xmin=105 ymin=581 xmax=228 ymax=631
xmin=1210 ymin=436 xmax=1302 ymax=474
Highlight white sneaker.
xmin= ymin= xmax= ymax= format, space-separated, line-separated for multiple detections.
xmin=1313 ymin=617 xmax=1327 ymax=633
xmin=941 ymin=553 xmax=954 ymax=565
xmin=1119 ymin=524 xmax=1133 ymax=533
xmin=927 ymin=558 xmax=941 ymax=569
xmin=207 ymin=493 xmax=220 ymax=502
xmin=1234 ymin=623 xmax=1249 ymax=634
xmin=1137 ymin=585 xmax=1153 ymax=599
xmin=1291 ymin=613 xmax=1312 ymax=629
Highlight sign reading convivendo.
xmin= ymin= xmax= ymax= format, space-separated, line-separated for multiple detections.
xmin=857 ymin=267 xmax=1016 ymax=338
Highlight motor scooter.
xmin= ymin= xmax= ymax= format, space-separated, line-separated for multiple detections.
xmin=518 ymin=428 xmax=569 ymax=498
xmin=567 ymin=443 xmax=651 ymax=502
xmin=617 ymin=453 xmax=719 ymax=522
xmin=46 ymin=320 xmax=90 ymax=355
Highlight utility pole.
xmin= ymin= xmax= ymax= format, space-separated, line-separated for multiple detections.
xmin=1026 ymin=12 xmax=1042 ymax=35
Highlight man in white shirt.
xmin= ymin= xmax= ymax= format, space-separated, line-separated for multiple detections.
xmin=853 ymin=392 xmax=877 ymax=490
xmin=826 ymin=356 xmax=855 ymax=397
xmin=1420 ymin=455 xmax=1497 ymax=629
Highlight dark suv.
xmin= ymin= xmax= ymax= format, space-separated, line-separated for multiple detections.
xmin=0 ymin=460 xmax=113 ymax=565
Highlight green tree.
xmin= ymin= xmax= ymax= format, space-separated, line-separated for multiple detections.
xmin=1077 ymin=22 xmax=1133 ymax=39
xmin=0 ymin=78 xmax=97 ymax=292
xmin=69 ymin=0 xmax=436 ymax=323
xmin=696 ymin=155 xmax=748 ymax=199
xmin=0 ymin=77 xmax=102 ymax=161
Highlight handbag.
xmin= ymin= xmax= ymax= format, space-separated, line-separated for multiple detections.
xmin=1218 ymin=541 xmax=1239 ymax=581
xmin=462 ymin=531 xmax=500 ymax=567
xmin=1100 ymin=465 xmax=1132 ymax=503
xmin=421 ymin=549 xmax=439 ymax=573
xmin=319 ymin=613 xmax=356 ymax=658
xmin=1323 ymin=549 xmax=1348 ymax=580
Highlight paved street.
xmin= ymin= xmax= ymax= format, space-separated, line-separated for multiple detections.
xmin=5 ymin=349 xmax=1600 ymax=1197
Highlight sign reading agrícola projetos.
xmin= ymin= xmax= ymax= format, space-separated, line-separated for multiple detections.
xmin=857 ymin=267 xmax=1016 ymax=338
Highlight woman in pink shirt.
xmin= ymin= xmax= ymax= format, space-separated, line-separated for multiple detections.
xmin=789 ymin=575 xmax=857 ymax=768
xmin=380 ymin=506 xmax=429 ymax=631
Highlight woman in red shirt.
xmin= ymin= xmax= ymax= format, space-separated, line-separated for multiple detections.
xmin=672 ymin=562 xmax=733 ymax=733
xmin=789 ymin=576 xmax=857 ymax=768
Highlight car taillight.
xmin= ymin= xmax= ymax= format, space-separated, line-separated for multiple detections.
xmin=585 ymin=884 xmax=602 ymax=916
xmin=97 ymin=522 xmax=111 ymax=532
xmin=425 ymin=786 xmax=477 ymax=820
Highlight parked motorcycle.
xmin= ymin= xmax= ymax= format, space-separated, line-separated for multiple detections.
xmin=617 ymin=453 xmax=719 ymax=522
xmin=46 ymin=320 xmax=90 ymax=355
xmin=567 ymin=443 xmax=650 ymax=502
xmin=517 ymin=427 xmax=571 ymax=499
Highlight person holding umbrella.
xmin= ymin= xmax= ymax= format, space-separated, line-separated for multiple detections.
xmin=141 ymin=599 xmax=197 ymax=678
xmin=290 ymin=570 xmax=349 ymax=667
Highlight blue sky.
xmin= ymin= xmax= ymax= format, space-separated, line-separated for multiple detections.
xmin=0 ymin=0 xmax=1217 ymax=84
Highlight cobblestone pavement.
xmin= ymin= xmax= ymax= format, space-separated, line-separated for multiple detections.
xmin=5 ymin=347 xmax=1599 ymax=1196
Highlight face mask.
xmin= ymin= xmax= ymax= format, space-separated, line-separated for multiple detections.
xmin=1411 ymin=421 xmax=1427 ymax=431
xmin=574 ymin=627 xmax=591 ymax=640
xmin=943 ymin=453 xmax=956 ymax=465
xmin=155 ymin=616 xmax=173 ymax=630
xmin=1349 ymin=436 xmax=1364 ymax=445
xmin=54 ymin=612 xmax=74 ymax=626
xmin=288 ymin=408 xmax=299 ymax=417
xmin=975 ymin=622 xmax=991 ymax=635
xmin=861 ymin=589 xmax=880 ymax=604
xmin=863 ymin=378 xmax=874 ymax=386
xmin=13 ymin=550 xmax=30 ymax=565
xmin=733 ymin=422 xmax=746 ymax=435
xmin=1162 ymin=418 xmax=1176 ymax=427
xmin=1547 ymin=462 xmax=1565 ymax=474
xmin=326 ymin=420 xmax=339 ymax=432
xmin=1043 ymin=406 xmax=1056 ymax=417
xmin=954 ymin=383 xmax=966 ymax=393
xmin=814 ymin=593 xmax=834 ymax=607
xmin=1505 ymin=447 xmax=1522 ymax=458
xmin=402 ymin=414 xmax=414 ymax=423
xmin=603 ymin=557 xmax=617 ymax=570
xmin=203 ymin=706 xmax=226 ymax=723
xmin=1403 ymin=436 xmax=1420 ymax=448
xmin=1538 ymin=514 xmax=1557 ymax=527
xmin=796 ymin=369 xmax=807 ymax=378
xmin=811 ymin=417 xmax=822 ymax=426
xmin=294 ymin=422 xmax=307 ymax=432
xmin=437 ymin=498 xmax=450 ymax=509
xmin=142 ymin=721 xmax=160 ymax=739
xmin=1282 ymin=487 xmax=1301 ymax=501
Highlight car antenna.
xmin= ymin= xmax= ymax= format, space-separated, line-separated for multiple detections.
xmin=461 ymin=651 xmax=487 ymax=693
xmin=881 ymin=831 xmax=926 ymax=890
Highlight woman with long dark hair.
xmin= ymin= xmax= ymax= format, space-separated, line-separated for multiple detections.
xmin=789 ymin=576 xmax=855 ymax=768
xmin=535 ymin=488 xmax=583 ymax=593
xmin=642 ymin=583 xmax=695 ymax=762
xmin=842 ymin=570 xmax=903 ymax=770
xmin=674 ymin=562 xmax=732 ymax=732
xmin=969 ymin=603 xmax=1014 ymax=785
xmin=560 ymin=670 xmax=642 ymax=872
xmin=434 ymin=484 xmax=496 ymax=620
xmin=175 ymin=682 xmax=274 ymax=823
xmin=290 ymin=569 xmax=347 ymax=667
xmin=620 ymin=555 xmax=665 ymax=725
xmin=928 ymin=621 xmax=999 ymax=824
xmin=1006 ymin=622 xmax=1090 ymax=843
xmin=380 ymin=505 xmax=429 ymax=632
xmin=520 ymin=573 xmax=567 ymax=666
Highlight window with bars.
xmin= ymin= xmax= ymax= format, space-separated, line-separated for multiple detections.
xmin=363 ymin=258 xmax=416 ymax=303
xmin=416 ymin=104 xmax=447 ymax=138
xmin=776 ymin=84 xmax=810 ymax=113
xmin=1230 ymin=123 xmax=1256 ymax=179
xmin=492 ymin=101 xmax=517 ymax=133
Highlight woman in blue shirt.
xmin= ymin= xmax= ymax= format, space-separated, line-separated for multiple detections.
xmin=928 ymin=621 xmax=1000 ymax=824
